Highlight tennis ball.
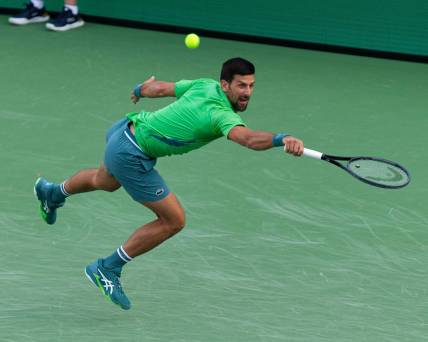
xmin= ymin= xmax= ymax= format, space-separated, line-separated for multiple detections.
xmin=185 ymin=33 xmax=200 ymax=49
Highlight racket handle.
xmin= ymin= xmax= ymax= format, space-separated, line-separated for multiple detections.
xmin=283 ymin=144 xmax=324 ymax=159
xmin=303 ymin=148 xmax=323 ymax=159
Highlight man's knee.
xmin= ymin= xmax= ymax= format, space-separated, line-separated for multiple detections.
xmin=163 ymin=210 xmax=186 ymax=236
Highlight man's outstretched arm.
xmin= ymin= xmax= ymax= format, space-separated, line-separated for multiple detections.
xmin=131 ymin=76 xmax=175 ymax=103
xmin=228 ymin=125 xmax=304 ymax=156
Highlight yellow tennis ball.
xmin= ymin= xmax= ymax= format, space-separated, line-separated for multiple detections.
xmin=185 ymin=33 xmax=200 ymax=49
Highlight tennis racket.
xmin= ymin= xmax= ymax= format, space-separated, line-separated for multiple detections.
xmin=288 ymin=146 xmax=411 ymax=189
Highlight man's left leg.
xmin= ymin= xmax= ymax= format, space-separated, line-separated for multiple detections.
xmin=34 ymin=163 xmax=120 ymax=224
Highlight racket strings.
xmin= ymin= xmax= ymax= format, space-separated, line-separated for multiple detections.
xmin=347 ymin=158 xmax=410 ymax=188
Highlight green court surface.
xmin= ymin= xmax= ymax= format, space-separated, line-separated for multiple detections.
xmin=1 ymin=15 xmax=428 ymax=342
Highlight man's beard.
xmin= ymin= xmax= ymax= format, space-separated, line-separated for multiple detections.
xmin=232 ymin=98 xmax=249 ymax=112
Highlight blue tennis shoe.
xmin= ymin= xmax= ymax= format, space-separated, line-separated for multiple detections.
xmin=85 ymin=259 xmax=131 ymax=310
xmin=34 ymin=177 xmax=64 ymax=225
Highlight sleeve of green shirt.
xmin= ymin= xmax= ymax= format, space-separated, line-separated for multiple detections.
xmin=211 ymin=109 xmax=247 ymax=137
xmin=174 ymin=80 xmax=194 ymax=98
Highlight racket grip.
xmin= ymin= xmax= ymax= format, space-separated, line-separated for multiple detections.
xmin=283 ymin=144 xmax=323 ymax=159
xmin=303 ymin=148 xmax=323 ymax=159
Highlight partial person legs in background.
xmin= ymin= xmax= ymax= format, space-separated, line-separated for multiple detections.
xmin=8 ymin=0 xmax=50 ymax=25
xmin=8 ymin=0 xmax=84 ymax=31
xmin=46 ymin=0 xmax=85 ymax=32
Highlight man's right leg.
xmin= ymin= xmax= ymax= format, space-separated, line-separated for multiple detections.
xmin=85 ymin=192 xmax=186 ymax=310
xmin=34 ymin=163 xmax=121 ymax=224
xmin=123 ymin=192 xmax=186 ymax=257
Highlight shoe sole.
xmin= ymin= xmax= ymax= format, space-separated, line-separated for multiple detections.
xmin=9 ymin=16 xmax=50 ymax=25
xmin=46 ymin=20 xmax=84 ymax=32
xmin=84 ymin=267 xmax=97 ymax=287
xmin=33 ymin=177 xmax=41 ymax=199
xmin=33 ymin=177 xmax=45 ymax=221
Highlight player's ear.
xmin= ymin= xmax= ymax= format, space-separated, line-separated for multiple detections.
xmin=220 ymin=79 xmax=230 ymax=92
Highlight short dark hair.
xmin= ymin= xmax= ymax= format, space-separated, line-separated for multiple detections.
xmin=220 ymin=57 xmax=255 ymax=83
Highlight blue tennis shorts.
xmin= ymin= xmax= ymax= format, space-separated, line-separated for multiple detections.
xmin=104 ymin=117 xmax=170 ymax=203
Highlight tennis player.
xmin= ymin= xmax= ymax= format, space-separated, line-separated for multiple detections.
xmin=34 ymin=57 xmax=304 ymax=310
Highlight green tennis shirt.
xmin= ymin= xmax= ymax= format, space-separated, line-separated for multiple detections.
xmin=126 ymin=78 xmax=246 ymax=158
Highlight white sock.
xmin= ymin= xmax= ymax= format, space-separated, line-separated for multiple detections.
xmin=31 ymin=0 xmax=44 ymax=9
xmin=65 ymin=4 xmax=79 ymax=15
